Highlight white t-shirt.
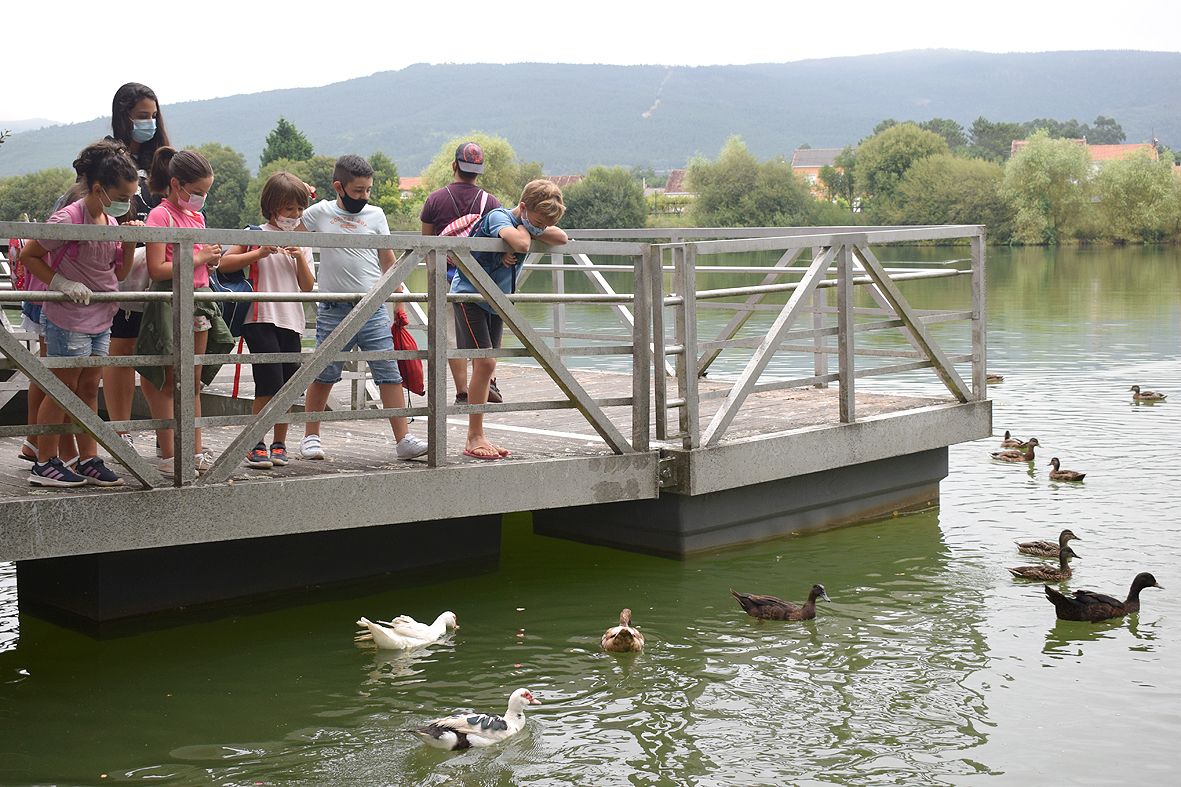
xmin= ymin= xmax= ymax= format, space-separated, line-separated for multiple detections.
xmin=300 ymin=199 xmax=390 ymax=294
xmin=247 ymin=223 xmax=313 ymax=334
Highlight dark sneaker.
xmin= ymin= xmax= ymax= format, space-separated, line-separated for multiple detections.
xmin=488 ymin=378 xmax=503 ymax=404
xmin=269 ymin=443 xmax=289 ymax=467
xmin=454 ymin=391 xmax=468 ymax=405
xmin=29 ymin=457 xmax=86 ymax=488
xmin=246 ymin=443 xmax=273 ymax=469
xmin=77 ymin=457 xmax=125 ymax=487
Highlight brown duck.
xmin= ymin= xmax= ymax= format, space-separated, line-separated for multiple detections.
xmin=731 ymin=584 xmax=830 ymax=621
xmin=1000 ymin=430 xmax=1032 ymax=449
xmin=1016 ymin=528 xmax=1080 ymax=558
xmin=1008 ymin=546 xmax=1079 ymax=581
xmin=1044 ymin=572 xmax=1163 ymax=622
xmin=601 ymin=608 xmax=645 ymax=652
xmin=1130 ymin=385 xmax=1167 ymax=402
xmin=991 ymin=437 xmax=1039 ymax=462
xmin=1048 ymin=457 xmax=1086 ymax=482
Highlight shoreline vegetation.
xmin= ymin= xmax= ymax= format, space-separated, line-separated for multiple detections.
xmin=3 ymin=116 xmax=1179 ymax=247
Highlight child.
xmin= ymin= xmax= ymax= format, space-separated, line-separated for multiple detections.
xmin=20 ymin=140 xmax=141 ymax=487
xmin=219 ymin=172 xmax=314 ymax=469
xmin=450 ymin=179 xmax=567 ymax=460
xmin=138 ymin=147 xmax=235 ymax=476
xmin=296 ymin=154 xmax=427 ymax=461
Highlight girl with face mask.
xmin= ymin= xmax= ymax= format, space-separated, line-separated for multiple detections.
xmin=19 ymin=140 xmax=143 ymax=487
xmin=218 ymin=172 xmax=316 ymax=469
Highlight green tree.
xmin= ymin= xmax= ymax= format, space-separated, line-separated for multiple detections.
xmin=1089 ymin=115 xmax=1126 ymax=144
xmin=919 ymin=118 xmax=968 ymax=151
xmin=872 ymin=119 xmax=898 ymax=136
xmin=259 ymin=117 xmax=314 ymax=168
xmin=562 ymin=166 xmax=647 ymax=229
xmin=819 ymin=146 xmax=857 ymax=212
xmin=239 ymin=155 xmax=337 ymax=226
xmin=368 ymin=151 xmax=401 ymax=215
xmin=193 ymin=142 xmax=250 ymax=228
xmin=968 ymin=117 xmax=1024 ymax=162
xmin=1093 ymin=151 xmax=1181 ymax=241
xmin=885 ymin=155 xmax=1012 ymax=241
xmin=855 ymin=123 xmax=949 ymax=209
xmin=420 ymin=133 xmax=534 ymax=205
xmin=687 ymin=136 xmax=818 ymax=227
xmin=0 ymin=168 xmax=75 ymax=221
xmin=1002 ymin=130 xmax=1092 ymax=244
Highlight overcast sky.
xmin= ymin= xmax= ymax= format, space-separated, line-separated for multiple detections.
xmin=6 ymin=0 xmax=1180 ymax=124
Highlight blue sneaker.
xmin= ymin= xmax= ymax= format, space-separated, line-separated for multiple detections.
xmin=29 ymin=457 xmax=86 ymax=488
xmin=77 ymin=457 xmax=125 ymax=487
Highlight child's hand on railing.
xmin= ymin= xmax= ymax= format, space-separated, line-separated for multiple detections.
xmin=502 ymin=251 xmax=518 ymax=267
xmin=196 ymin=244 xmax=223 ymax=268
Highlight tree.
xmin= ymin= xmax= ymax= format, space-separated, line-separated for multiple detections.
xmin=819 ymin=146 xmax=857 ymax=212
xmin=368 ymin=151 xmax=401 ymax=215
xmin=1093 ymin=151 xmax=1181 ymax=241
xmin=872 ymin=119 xmax=899 ymax=136
xmin=1089 ymin=115 xmax=1126 ymax=144
xmin=968 ymin=117 xmax=1024 ymax=162
xmin=260 ymin=117 xmax=313 ymax=168
xmin=0 ymin=168 xmax=75 ymax=221
xmin=854 ymin=123 xmax=949 ymax=208
xmin=239 ymin=155 xmax=337 ymax=226
xmin=919 ymin=118 xmax=968 ymax=151
xmin=193 ymin=143 xmax=250 ymax=228
xmin=687 ymin=136 xmax=818 ymax=227
xmin=885 ymin=155 xmax=1012 ymax=241
xmin=420 ymin=133 xmax=534 ymax=205
xmin=562 ymin=167 xmax=647 ymax=229
xmin=1002 ymin=130 xmax=1092 ymax=244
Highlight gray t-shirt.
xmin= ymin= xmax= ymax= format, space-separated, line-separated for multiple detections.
xmin=301 ymin=199 xmax=390 ymax=293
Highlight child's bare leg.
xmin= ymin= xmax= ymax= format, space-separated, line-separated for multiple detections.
xmin=465 ymin=357 xmax=505 ymax=457
xmin=378 ymin=382 xmax=410 ymax=442
xmin=303 ymin=381 xmax=333 ymax=438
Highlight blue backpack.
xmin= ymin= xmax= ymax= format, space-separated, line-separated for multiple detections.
xmin=209 ymin=225 xmax=260 ymax=336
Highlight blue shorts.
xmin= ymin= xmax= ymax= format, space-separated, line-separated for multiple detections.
xmin=43 ymin=315 xmax=111 ymax=358
xmin=313 ymin=302 xmax=401 ymax=386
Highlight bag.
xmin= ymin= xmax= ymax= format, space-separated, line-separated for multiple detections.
xmin=438 ymin=187 xmax=489 ymax=282
xmin=6 ymin=237 xmax=27 ymax=290
xmin=391 ymin=309 xmax=425 ymax=396
xmin=208 ymin=225 xmax=261 ymax=337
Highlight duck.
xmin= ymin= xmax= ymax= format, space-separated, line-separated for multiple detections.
xmin=1016 ymin=528 xmax=1080 ymax=558
xmin=1044 ymin=572 xmax=1163 ymax=622
xmin=731 ymin=584 xmax=830 ymax=621
xmin=1048 ymin=457 xmax=1086 ymax=481
xmin=601 ymin=608 xmax=645 ymax=652
xmin=986 ymin=373 xmax=1004 ymax=384
xmin=1008 ymin=546 xmax=1079 ymax=581
xmin=1130 ymin=385 xmax=1167 ymax=402
xmin=410 ymin=688 xmax=540 ymax=750
xmin=1000 ymin=430 xmax=1030 ymax=449
xmin=355 ymin=610 xmax=458 ymax=650
xmin=991 ymin=437 xmax=1039 ymax=462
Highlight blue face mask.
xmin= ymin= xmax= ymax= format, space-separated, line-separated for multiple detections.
xmin=131 ymin=118 xmax=157 ymax=143
xmin=520 ymin=210 xmax=545 ymax=237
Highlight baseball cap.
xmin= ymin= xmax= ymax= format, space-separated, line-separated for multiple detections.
xmin=455 ymin=142 xmax=485 ymax=174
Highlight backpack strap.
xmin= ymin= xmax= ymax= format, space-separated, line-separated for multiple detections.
xmin=444 ymin=186 xmax=462 ymax=216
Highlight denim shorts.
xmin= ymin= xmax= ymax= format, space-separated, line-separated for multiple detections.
xmin=43 ymin=315 xmax=111 ymax=357
xmin=313 ymin=302 xmax=401 ymax=386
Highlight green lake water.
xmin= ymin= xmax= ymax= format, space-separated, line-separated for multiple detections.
xmin=1 ymin=245 xmax=1179 ymax=785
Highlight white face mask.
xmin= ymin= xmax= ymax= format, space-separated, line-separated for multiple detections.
xmin=273 ymin=215 xmax=300 ymax=231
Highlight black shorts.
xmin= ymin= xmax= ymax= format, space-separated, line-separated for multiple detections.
xmin=110 ymin=308 xmax=143 ymax=339
xmin=453 ymin=303 xmax=503 ymax=350
xmin=241 ymin=322 xmax=302 ymax=397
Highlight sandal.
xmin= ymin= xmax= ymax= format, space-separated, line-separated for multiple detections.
xmin=18 ymin=439 xmax=37 ymax=463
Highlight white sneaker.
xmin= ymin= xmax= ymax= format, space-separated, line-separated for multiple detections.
xmin=300 ymin=435 xmax=326 ymax=460
xmin=156 ymin=456 xmax=196 ymax=479
xmin=121 ymin=433 xmax=136 ymax=451
xmin=194 ymin=452 xmax=213 ymax=474
xmin=396 ymin=435 xmax=428 ymax=459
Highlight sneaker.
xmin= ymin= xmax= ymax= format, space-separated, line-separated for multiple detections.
xmin=195 ymin=452 xmax=213 ymax=474
xmin=269 ymin=443 xmax=289 ymax=467
xmin=77 ymin=457 xmax=125 ymax=487
xmin=488 ymin=378 xmax=503 ymax=404
xmin=29 ymin=457 xmax=86 ymax=488
xmin=454 ymin=391 xmax=468 ymax=405
xmin=396 ymin=435 xmax=429 ymax=460
xmin=300 ymin=435 xmax=325 ymax=460
xmin=156 ymin=456 xmax=196 ymax=479
xmin=246 ymin=443 xmax=273 ymax=469
xmin=121 ymin=433 xmax=136 ymax=451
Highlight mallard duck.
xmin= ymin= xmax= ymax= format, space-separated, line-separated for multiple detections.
xmin=1044 ymin=572 xmax=1163 ymax=622
xmin=1008 ymin=546 xmax=1079 ymax=581
xmin=411 ymin=688 xmax=540 ymax=750
xmin=1130 ymin=385 xmax=1167 ymax=402
xmin=1016 ymin=528 xmax=1080 ymax=558
xmin=1000 ymin=430 xmax=1031 ymax=448
xmin=602 ymin=608 xmax=645 ymax=652
xmin=355 ymin=611 xmax=458 ymax=650
xmin=1048 ymin=457 xmax=1086 ymax=481
xmin=991 ymin=437 xmax=1039 ymax=462
xmin=987 ymin=373 xmax=1004 ymax=383
xmin=731 ymin=584 xmax=830 ymax=621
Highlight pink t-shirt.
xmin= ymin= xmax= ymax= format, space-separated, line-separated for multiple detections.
xmin=247 ymin=223 xmax=313 ymax=334
xmin=39 ymin=200 xmax=120 ymax=333
xmin=146 ymin=199 xmax=210 ymax=289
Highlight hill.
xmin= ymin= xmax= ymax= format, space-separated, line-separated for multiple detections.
xmin=2 ymin=50 xmax=1180 ymax=178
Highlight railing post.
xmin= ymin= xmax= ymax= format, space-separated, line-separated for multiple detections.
xmin=651 ymin=245 xmax=668 ymax=441
xmin=837 ymin=243 xmax=856 ymax=423
xmin=551 ymin=252 xmax=564 ymax=351
xmin=426 ymin=249 xmax=449 ymax=467
xmin=631 ymin=247 xmax=653 ymax=452
xmin=673 ymin=244 xmax=700 ymax=449
xmin=811 ymin=245 xmax=828 ymax=388
xmin=172 ymin=240 xmax=196 ymax=484
xmin=970 ymin=228 xmax=987 ymax=400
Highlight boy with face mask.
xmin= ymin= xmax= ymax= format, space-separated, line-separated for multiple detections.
xmin=296 ymin=155 xmax=428 ymax=462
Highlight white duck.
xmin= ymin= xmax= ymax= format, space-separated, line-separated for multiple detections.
xmin=355 ymin=610 xmax=458 ymax=650
xmin=411 ymin=688 xmax=541 ymax=750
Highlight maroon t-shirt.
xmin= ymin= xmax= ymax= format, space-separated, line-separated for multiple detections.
xmin=420 ymin=182 xmax=501 ymax=234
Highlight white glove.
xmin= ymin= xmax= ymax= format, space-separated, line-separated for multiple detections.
xmin=51 ymin=273 xmax=93 ymax=305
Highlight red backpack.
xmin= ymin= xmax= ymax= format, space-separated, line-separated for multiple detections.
xmin=438 ymin=187 xmax=489 ymax=278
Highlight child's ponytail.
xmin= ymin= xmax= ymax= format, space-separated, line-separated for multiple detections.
xmin=149 ymin=146 xmax=213 ymax=195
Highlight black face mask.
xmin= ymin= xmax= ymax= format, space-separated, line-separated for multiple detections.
xmin=338 ymin=190 xmax=368 ymax=214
